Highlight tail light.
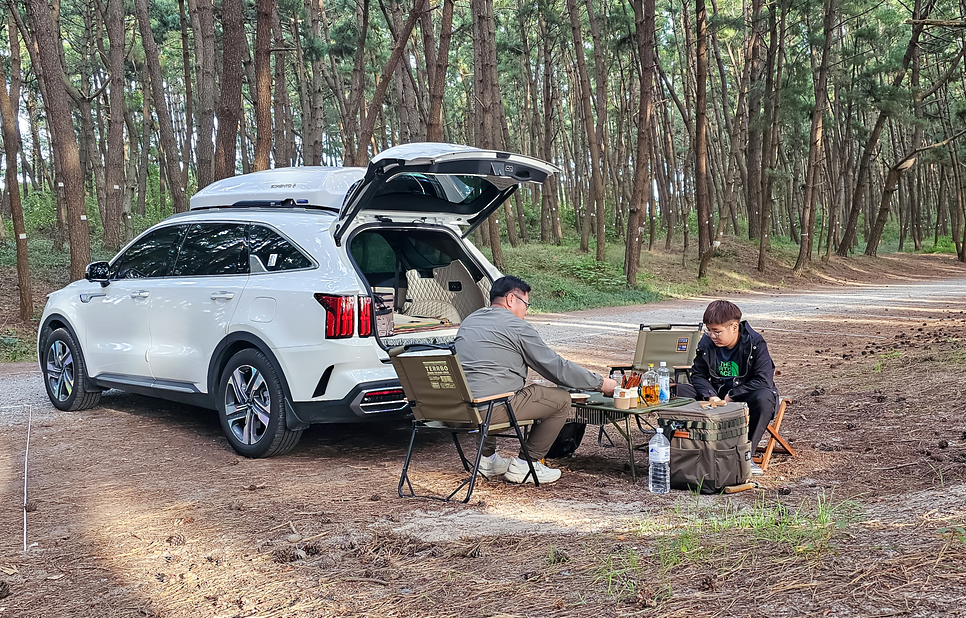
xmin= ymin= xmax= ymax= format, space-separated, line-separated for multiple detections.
xmin=314 ymin=294 xmax=355 ymax=338
xmin=358 ymin=296 xmax=373 ymax=337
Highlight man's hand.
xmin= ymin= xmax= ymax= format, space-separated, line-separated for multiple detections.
xmin=601 ymin=378 xmax=618 ymax=396
xmin=724 ymin=394 xmax=734 ymax=402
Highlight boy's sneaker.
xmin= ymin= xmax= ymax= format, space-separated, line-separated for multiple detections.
xmin=750 ymin=462 xmax=764 ymax=477
xmin=504 ymin=458 xmax=562 ymax=484
xmin=477 ymin=453 xmax=511 ymax=478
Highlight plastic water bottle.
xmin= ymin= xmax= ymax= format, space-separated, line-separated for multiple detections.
xmin=657 ymin=362 xmax=671 ymax=404
xmin=648 ymin=428 xmax=671 ymax=494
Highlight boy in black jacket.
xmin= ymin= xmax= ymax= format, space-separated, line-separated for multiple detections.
xmin=677 ymin=300 xmax=776 ymax=475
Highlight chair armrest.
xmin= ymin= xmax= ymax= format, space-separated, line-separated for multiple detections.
xmin=472 ymin=392 xmax=515 ymax=404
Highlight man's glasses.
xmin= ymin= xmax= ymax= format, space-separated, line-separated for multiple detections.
xmin=511 ymin=293 xmax=531 ymax=309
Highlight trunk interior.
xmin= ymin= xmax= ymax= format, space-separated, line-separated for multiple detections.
xmin=349 ymin=227 xmax=491 ymax=346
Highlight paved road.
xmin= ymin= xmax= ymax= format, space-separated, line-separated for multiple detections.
xmin=4 ymin=274 xmax=966 ymax=422
xmin=530 ymin=277 xmax=966 ymax=364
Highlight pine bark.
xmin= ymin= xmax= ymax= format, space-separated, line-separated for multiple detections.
xmin=214 ymin=0 xmax=244 ymax=181
xmin=253 ymin=0 xmax=275 ymax=171
xmin=133 ymin=0 xmax=188 ymax=212
xmin=27 ymin=0 xmax=91 ymax=280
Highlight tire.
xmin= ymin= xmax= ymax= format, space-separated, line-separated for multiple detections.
xmin=42 ymin=328 xmax=101 ymax=411
xmin=218 ymin=348 xmax=302 ymax=458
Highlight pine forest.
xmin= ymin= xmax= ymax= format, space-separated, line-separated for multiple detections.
xmin=1 ymin=0 xmax=966 ymax=321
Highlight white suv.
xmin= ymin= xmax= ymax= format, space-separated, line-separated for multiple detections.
xmin=38 ymin=143 xmax=557 ymax=457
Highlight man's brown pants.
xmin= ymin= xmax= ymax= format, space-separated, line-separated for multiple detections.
xmin=479 ymin=385 xmax=571 ymax=460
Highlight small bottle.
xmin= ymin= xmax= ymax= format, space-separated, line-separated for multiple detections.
xmin=657 ymin=362 xmax=671 ymax=404
xmin=648 ymin=428 xmax=671 ymax=494
xmin=642 ymin=364 xmax=659 ymax=405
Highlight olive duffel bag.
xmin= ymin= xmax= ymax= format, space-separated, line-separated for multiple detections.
xmin=656 ymin=401 xmax=752 ymax=493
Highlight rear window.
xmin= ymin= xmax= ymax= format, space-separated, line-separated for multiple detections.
xmin=248 ymin=225 xmax=313 ymax=272
xmin=375 ymin=173 xmax=484 ymax=205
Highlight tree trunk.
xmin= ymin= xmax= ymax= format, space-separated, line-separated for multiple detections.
xmin=837 ymin=0 xmax=935 ymax=256
xmin=0 ymin=22 xmax=32 ymax=319
xmin=27 ymin=0 xmax=91 ymax=280
xmin=190 ymin=0 xmax=216 ymax=188
xmin=253 ymin=0 xmax=275 ymax=171
xmin=625 ymin=0 xmax=655 ymax=286
xmin=695 ymin=0 xmax=713 ymax=278
xmin=272 ymin=11 xmax=294 ymax=166
xmin=100 ymin=0 xmax=126 ymax=250
xmin=793 ymin=0 xmax=834 ymax=274
xmin=566 ymin=0 xmax=605 ymax=260
xmin=134 ymin=0 xmax=188 ymax=212
xmin=214 ymin=0 xmax=244 ymax=181
xmin=426 ymin=0 xmax=455 ymax=142
xmin=178 ymin=0 xmax=193 ymax=191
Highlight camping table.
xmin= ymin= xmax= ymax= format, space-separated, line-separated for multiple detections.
xmin=569 ymin=394 xmax=695 ymax=482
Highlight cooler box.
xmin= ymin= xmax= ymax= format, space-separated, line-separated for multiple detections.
xmin=656 ymin=401 xmax=751 ymax=493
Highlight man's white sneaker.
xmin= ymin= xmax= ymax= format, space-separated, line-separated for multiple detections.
xmin=477 ymin=453 xmax=511 ymax=477
xmin=504 ymin=458 xmax=561 ymax=484
xmin=750 ymin=462 xmax=764 ymax=477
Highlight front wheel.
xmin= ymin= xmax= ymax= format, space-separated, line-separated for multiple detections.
xmin=218 ymin=348 xmax=302 ymax=458
xmin=42 ymin=328 xmax=101 ymax=411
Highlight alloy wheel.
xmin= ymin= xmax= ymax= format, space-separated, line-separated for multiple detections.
xmin=224 ymin=364 xmax=272 ymax=445
xmin=46 ymin=340 xmax=75 ymax=402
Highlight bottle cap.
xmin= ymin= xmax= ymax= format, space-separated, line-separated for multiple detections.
xmin=656 ymin=427 xmax=663 ymax=433
xmin=660 ymin=361 xmax=666 ymax=366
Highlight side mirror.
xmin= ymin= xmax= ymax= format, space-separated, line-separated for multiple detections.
xmin=85 ymin=261 xmax=111 ymax=286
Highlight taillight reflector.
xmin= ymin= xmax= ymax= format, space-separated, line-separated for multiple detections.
xmin=358 ymin=296 xmax=373 ymax=337
xmin=314 ymin=293 xmax=355 ymax=338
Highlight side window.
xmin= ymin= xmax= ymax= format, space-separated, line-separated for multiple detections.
xmin=248 ymin=225 xmax=312 ymax=272
xmin=350 ymin=232 xmax=396 ymax=275
xmin=110 ymin=225 xmax=187 ymax=279
xmin=172 ymin=223 xmax=249 ymax=276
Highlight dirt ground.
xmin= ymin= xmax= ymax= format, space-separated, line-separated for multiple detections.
xmin=2 ymin=254 xmax=966 ymax=617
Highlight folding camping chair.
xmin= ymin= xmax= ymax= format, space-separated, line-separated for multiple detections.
xmin=753 ymin=396 xmax=797 ymax=471
xmin=390 ymin=344 xmax=539 ymax=503
xmin=612 ymin=323 xmax=704 ymax=387
xmin=599 ymin=323 xmax=704 ymax=446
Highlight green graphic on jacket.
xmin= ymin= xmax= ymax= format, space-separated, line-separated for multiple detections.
xmin=718 ymin=360 xmax=739 ymax=377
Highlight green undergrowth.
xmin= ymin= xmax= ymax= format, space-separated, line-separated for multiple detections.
xmin=592 ymin=491 xmax=859 ymax=604
xmin=486 ymin=233 xmax=805 ymax=313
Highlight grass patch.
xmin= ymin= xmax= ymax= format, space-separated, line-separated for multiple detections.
xmin=624 ymin=490 xmax=857 ymax=571
xmin=0 ymin=328 xmax=35 ymax=363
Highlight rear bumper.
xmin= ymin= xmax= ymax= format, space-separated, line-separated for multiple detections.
xmin=288 ymin=379 xmax=411 ymax=426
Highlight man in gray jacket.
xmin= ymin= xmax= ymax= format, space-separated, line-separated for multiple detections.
xmin=455 ymin=276 xmax=618 ymax=484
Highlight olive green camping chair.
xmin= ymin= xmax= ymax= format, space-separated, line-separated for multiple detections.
xmin=390 ymin=344 xmax=538 ymax=503
xmin=611 ymin=323 xmax=703 ymax=386
xmin=601 ymin=323 xmax=703 ymax=446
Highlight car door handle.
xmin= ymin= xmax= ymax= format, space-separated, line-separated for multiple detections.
xmin=210 ymin=292 xmax=235 ymax=301
xmin=130 ymin=290 xmax=150 ymax=299
xmin=80 ymin=292 xmax=106 ymax=303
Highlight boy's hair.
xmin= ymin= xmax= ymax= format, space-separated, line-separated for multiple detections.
xmin=490 ymin=275 xmax=532 ymax=303
xmin=703 ymin=300 xmax=742 ymax=326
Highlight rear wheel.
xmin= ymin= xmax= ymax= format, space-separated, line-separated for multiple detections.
xmin=218 ymin=348 xmax=302 ymax=458
xmin=42 ymin=328 xmax=101 ymax=411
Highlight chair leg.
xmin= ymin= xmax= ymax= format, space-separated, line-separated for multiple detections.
xmin=506 ymin=400 xmax=539 ymax=487
xmin=452 ymin=433 xmax=472 ymax=472
xmin=754 ymin=399 xmax=796 ymax=471
xmin=598 ymin=425 xmax=615 ymax=448
xmin=398 ymin=422 xmax=419 ymax=498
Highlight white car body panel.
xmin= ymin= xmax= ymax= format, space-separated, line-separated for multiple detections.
xmin=81 ymin=278 xmax=154 ymax=378
xmin=148 ymin=273 xmax=249 ymax=388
